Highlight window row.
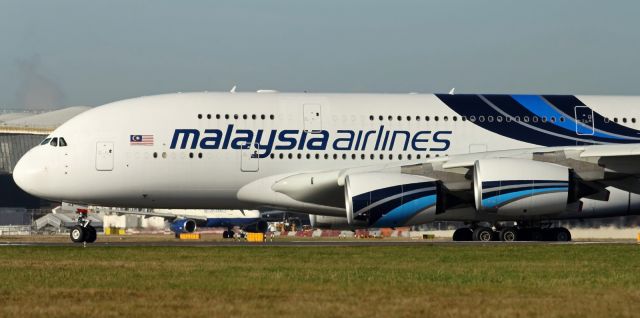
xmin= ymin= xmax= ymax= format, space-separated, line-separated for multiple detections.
xmin=606 ymin=117 xmax=637 ymax=124
xmin=153 ymin=152 xmax=203 ymax=159
xmin=267 ymin=152 xmax=446 ymax=160
xmin=151 ymin=151 xmax=446 ymax=160
xmin=368 ymin=114 xmax=571 ymax=124
xmin=197 ymin=113 xmax=275 ymax=120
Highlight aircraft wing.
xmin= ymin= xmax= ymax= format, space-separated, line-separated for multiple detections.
xmin=237 ymin=143 xmax=640 ymax=215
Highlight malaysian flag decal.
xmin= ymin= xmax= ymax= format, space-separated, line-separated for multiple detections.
xmin=130 ymin=134 xmax=154 ymax=146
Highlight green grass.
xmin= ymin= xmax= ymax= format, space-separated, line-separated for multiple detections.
xmin=0 ymin=245 xmax=639 ymax=317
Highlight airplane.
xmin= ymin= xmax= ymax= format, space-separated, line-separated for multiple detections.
xmin=12 ymin=91 xmax=640 ymax=243
xmin=52 ymin=204 xmax=267 ymax=242
xmin=96 ymin=207 xmax=266 ymax=241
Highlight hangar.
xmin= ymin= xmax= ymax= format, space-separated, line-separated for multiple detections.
xmin=0 ymin=107 xmax=90 ymax=223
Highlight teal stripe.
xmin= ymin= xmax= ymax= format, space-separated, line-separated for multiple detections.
xmin=482 ymin=187 xmax=568 ymax=209
xmin=372 ymin=195 xmax=436 ymax=227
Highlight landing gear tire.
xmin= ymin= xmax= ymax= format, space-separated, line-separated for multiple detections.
xmin=223 ymin=230 xmax=233 ymax=239
xmin=473 ymin=227 xmax=494 ymax=242
xmin=551 ymin=227 xmax=571 ymax=242
xmin=85 ymin=226 xmax=97 ymax=243
xmin=452 ymin=228 xmax=473 ymax=241
xmin=499 ymin=227 xmax=518 ymax=242
xmin=70 ymin=225 xmax=86 ymax=243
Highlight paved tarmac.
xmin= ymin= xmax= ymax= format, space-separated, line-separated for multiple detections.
xmin=0 ymin=239 xmax=634 ymax=247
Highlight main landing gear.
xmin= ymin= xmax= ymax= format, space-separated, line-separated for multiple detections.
xmin=452 ymin=223 xmax=572 ymax=242
xmin=70 ymin=209 xmax=97 ymax=244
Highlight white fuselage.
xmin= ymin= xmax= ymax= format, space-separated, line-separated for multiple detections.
xmin=13 ymin=92 xmax=640 ymax=221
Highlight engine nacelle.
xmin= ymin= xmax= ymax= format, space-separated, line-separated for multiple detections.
xmin=345 ymin=172 xmax=442 ymax=227
xmin=309 ymin=214 xmax=367 ymax=230
xmin=170 ymin=219 xmax=197 ymax=234
xmin=473 ymin=159 xmax=573 ymax=216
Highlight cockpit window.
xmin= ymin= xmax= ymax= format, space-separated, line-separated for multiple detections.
xmin=50 ymin=138 xmax=58 ymax=147
xmin=40 ymin=138 xmax=52 ymax=145
xmin=59 ymin=138 xmax=67 ymax=147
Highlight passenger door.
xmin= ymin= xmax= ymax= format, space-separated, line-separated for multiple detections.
xmin=574 ymin=106 xmax=595 ymax=135
xmin=96 ymin=142 xmax=114 ymax=171
xmin=241 ymin=142 xmax=259 ymax=172
xmin=303 ymin=104 xmax=322 ymax=133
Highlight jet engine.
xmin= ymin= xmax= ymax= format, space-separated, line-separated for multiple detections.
xmin=473 ymin=158 xmax=576 ymax=216
xmin=309 ymin=214 xmax=367 ymax=230
xmin=169 ymin=219 xmax=197 ymax=234
xmin=345 ymin=172 xmax=443 ymax=227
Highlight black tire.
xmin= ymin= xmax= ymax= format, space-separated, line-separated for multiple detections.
xmin=222 ymin=231 xmax=230 ymax=239
xmin=85 ymin=226 xmax=97 ymax=243
xmin=473 ymin=227 xmax=494 ymax=242
xmin=526 ymin=229 xmax=543 ymax=241
xmin=553 ymin=227 xmax=572 ymax=242
xmin=499 ymin=227 xmax=518 ymax=242
xmin=70 ymin=225 xmax=86 ymax=243
xmin=452 ymin=228 xmax=473 ymax=241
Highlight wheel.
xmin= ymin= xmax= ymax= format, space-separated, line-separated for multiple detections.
xmin=499 ymin=227 xmax=518 ymax=242
xmin=452 ymin=228 xmax=473 ymax=241
xmin=85 ymin=226 xmax=97 ymax=243
xmin=70 ymin=225 xmax=86 ymax=243
xmin=473 ymin=227 xmax=494 ymax=242
xmin=552 ymin=227 xmax=571 ymax=242
xmin=223 ymin=230 xmax=231 ymax=239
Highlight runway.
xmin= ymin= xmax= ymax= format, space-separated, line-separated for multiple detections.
xmin=0 ymin=239 xmax=634 ymax=247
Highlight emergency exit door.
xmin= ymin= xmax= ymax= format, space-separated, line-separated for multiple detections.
xmin=241 ymin=143 xmax=259 ymax=172
xmin=96 ymin=142 xmax=114 ymax=171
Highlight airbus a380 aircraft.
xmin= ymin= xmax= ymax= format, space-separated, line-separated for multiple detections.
xmin=13 ymin=91 xmax=640 ymax=242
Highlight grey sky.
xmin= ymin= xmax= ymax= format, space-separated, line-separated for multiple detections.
xmin=1 ymin=0 xmax=639 ymax=109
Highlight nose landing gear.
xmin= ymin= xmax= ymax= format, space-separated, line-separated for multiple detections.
xmin=70 ymin=209 xmax=97 ymax=243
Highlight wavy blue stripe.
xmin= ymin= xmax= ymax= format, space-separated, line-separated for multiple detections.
xmin=372 ymin=195 xmax=436 ymax=228
xmin=511 ymin=95 xmax=626 ymax=140
xmin=482 ymin=187 xmax=568 ymax=209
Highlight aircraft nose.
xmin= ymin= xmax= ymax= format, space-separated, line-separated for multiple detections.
xmin=13 ymin=150 xmax=45 ymax=196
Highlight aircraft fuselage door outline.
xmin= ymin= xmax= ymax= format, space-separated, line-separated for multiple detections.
xmin=303 ymin=103 xmax=322 ymax=133
xmin=574 ymin=106 xmax=595 ymax=136
xmin=96 ymin=142 xmax=114 ymax=171
xmin=241 ymin=142 xmax=259 ymax=172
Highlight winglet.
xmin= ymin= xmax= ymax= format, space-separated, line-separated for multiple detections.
xmin=449 ymin=88 xmax=455 ymax=95
xmin=230 ymin=85 xmax=237 ymax=93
